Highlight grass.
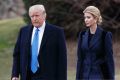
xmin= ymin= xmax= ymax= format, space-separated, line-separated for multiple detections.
xmin=0 ymin=18 xmax=26 ymax=50
xmin=0 ymin=17 xmax=26 ymax=80
xmin=0 ymin=17 xmax=120 ymax=80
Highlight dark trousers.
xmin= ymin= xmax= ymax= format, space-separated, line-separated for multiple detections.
xmin=27 ymin=67 xmax=42 ymax=80
xmin=31 ymin=76 xmax=41 ymax=80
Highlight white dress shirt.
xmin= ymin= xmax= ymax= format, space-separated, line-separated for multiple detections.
xmin=31 ymin=21 xmax=45 ymax=55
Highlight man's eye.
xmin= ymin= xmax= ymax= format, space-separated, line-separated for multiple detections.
xmin=30 ymin=16 xmax=34 ymax=18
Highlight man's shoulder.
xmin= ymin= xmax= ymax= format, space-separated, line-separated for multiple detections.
xmin=20 ymin=24 xmax=32 ymax=31
xmin=46 ymin=23 xmax=63 ymax=32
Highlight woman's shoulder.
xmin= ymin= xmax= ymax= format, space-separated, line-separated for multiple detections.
xmin=101 ymin=28 xmax=112 ymax=40
xmin=78 ymin=28 xmax=88 ymax=39
xmin=80 ymin=28 xmax=88 ymax=35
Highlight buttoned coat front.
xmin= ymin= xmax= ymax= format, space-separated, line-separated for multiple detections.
xmin=76 ymin=27 xmax=114 ymax=80
xmin=12 ymin=23 xmax=67 ymax=80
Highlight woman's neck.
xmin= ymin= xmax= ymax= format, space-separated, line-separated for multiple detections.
xmin=90 ymin=24 xmax=97 ymax=34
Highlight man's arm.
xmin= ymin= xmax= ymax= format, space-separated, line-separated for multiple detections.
xmin=11 ymin=28 xmax=22 ymax=79
xmin=57 ymin=29 xmax=67 ymax=80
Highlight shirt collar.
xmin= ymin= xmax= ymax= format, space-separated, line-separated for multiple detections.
xmin=34 ymin=21 xmax=46 ymax=31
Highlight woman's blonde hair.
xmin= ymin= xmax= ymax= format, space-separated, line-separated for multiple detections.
xmin=83 ymin=6 xmax=102 ymax=25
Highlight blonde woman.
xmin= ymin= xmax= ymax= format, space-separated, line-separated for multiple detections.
xmin=76 ymin=6 xmax=114 ymax=80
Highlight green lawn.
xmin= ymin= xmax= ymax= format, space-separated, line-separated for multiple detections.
xmin=0 ymin=17 xmax=25 ymax=80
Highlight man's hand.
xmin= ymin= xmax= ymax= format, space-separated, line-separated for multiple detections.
xmin=12 ymin=77 xmax=19 ymax=80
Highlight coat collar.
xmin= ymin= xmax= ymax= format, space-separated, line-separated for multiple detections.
xmin=82 ymin=26 xmax=103 ymax=49
xmin=40 ymin=23 xmax=50 ymax=50
xmin=89 ymin=26 xmax=103 ymax=48
xmin=26 ymin=23 xmax=51 ymax=49
xmin=25 ymin=23 xmax=51 ymax=57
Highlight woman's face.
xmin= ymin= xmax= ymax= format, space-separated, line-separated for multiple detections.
xmin=84 ymin=12 xmax=97 ymax=27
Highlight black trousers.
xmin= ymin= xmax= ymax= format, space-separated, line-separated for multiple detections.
xmin=27 ymin=68 xmax=42 ymax=80
xmin=31 ymin=76 xmax=41 ymax=80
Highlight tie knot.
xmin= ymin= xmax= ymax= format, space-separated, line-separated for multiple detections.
xmin=36 ymin=28 xmax=39 ymax=32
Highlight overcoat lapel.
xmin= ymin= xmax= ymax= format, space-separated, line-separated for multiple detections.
xmin=40 ymin=23 xmax=51 ymax=51
xmin=26 ymin=25 xmax=33 ymax=47
xmin=89 ymin=27 xmax=102 ymax=49
xmin=25 ymin=25 xmax=33 ymax=65
xmin=82 ymin=29 xmax=89 ymax=50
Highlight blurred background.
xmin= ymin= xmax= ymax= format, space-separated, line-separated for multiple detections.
xmin=0 ymin=0 xmax=120 ymax=80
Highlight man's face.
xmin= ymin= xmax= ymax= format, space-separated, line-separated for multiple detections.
xmin=29 ymin=10 xmax=45 ymax=27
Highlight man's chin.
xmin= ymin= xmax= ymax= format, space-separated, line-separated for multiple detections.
xmin=33 ymin=24 xmax=40 ymax=27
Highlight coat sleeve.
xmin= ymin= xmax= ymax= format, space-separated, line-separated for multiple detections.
xmin=104 ymin=32 xmax=115 ymax=80
xmin=76 ymin=32 xmax=83 ymax=80
xmin=56 ymin=29 xmax=67 ymax=80
xmin=11 ymin=28 xmax=22 ymax=78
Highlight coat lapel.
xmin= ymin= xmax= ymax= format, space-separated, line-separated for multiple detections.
xmin=89 ymin=27 xmax=103 ymax=49
xmin=40 ymin=23 xmax=51 ymax=50
xmin=25 ymin=24 xmax=33 ymax=48
xmin=82 ymin=29 xmax=89 ymax=50
xmin=25 ymin=25 xmax=33 ymax=63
